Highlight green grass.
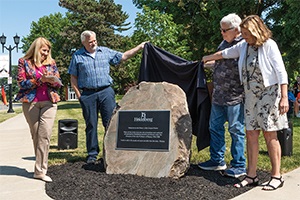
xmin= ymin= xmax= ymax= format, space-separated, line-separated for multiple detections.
xmin=192 ymin=119 xmax=300 ymax=173
xmin=0 ymin=107 xmax=23 ymax=123
xmin=48 ymin=95 xmax=123 ymax=165
xmin=1 ymin=100 xmax=299 ymax=173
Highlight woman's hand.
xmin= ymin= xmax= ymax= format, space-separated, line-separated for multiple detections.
xmin=39 ymin=71 xmax=56 ymax=84
xmin=279 ymin=96 xmax=289 ymax=115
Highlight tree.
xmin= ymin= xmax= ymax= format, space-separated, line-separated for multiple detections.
xmin=133 ymin=6 xmax=191 ymax=59
xmin=110 ymin=5 xmax=192 ymax=94
xmin=134 ymin=0 xmax=278 ymax=58
xmin=265 ymin=0 xmax=300 ymax=80
xmin=22 ymin=12 xmax=72 ymax=87
xmin=58 ymin=0 xmax=130 ymax=50
xmin=22 ymin=0 xmax=134 ymax=96
xmin=133 ymin=0 xmax=298 ymax=79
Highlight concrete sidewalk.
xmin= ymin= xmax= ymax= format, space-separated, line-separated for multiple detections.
xmin=0 ymin=113 xmax=299 ymax=199
xmin=232 ymin=167 xmax=300 ymax=200
xmin=0 ymin=114 xmax=52 ymax=200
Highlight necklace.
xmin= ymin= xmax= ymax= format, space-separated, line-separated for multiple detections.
xmin=245 ymin=44 xmax=258 ymax=90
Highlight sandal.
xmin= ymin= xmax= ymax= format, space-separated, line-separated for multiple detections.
xmin=234 ymin=175 xmax=259 ymax=188
xmin=262 ymin=176 xmax=284 ymax=191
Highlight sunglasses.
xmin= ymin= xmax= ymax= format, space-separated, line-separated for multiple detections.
xmin=220 ymin=27 xmax=234 ymax=33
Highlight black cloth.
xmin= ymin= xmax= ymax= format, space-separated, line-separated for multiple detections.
xmin=138 ymin=43 xmax=211 ymax=151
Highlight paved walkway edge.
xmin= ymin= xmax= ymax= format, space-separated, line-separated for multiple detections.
xmin=0 ymin=114 xmax=53 ymax=200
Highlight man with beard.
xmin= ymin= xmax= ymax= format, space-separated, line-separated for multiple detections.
xmin=68 ymin=30 xmax=146 ymax=164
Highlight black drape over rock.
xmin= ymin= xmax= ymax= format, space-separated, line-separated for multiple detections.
xmin=138 ymin=43 xmax=211 ymax=151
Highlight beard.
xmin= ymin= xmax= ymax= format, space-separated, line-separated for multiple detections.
xmin=91 ymin=45 xmax=97 ymax=51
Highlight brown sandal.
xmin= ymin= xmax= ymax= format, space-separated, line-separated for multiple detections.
xmin=234 ymin=175 xmax=259 ymax=188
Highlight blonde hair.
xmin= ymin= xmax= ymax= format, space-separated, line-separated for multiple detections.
xmin=240 ymin=15 xmax=272 ymax=46
xmin=23 ymin=37 xmax=53 ymax=66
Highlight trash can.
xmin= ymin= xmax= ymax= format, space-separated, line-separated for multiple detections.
xmin=58 ymin=119 xmax=78 ymax=150
xmin=277 ymin=120 xmax=293 ymax=156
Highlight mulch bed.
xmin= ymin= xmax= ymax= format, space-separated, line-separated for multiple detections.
xmin=46 ymin=160 xmax=270 ymax=200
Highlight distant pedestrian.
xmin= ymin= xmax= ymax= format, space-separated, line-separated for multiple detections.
xmin=15 ymin=37 xmax=62 ymax=182
xmin=1 ymin=85 xmax=8 ymax=106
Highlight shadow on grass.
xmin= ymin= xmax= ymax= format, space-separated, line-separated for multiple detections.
xmin=49 ymin=149 xmax=85 ymax=163
xmin=259 ymin=150 xmax=269 ymax=155
xmin=58 ymin=102 xmax=81 ymax=110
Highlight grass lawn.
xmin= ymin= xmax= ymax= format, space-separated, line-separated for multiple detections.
xmin=0 ymin=107 xmax=23 ymax=123
xmin=1 ymin=100 xmax=299 ymax=173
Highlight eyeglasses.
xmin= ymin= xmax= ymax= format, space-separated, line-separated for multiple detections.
xmin=220 ymin=27 xmax=234 ymax=33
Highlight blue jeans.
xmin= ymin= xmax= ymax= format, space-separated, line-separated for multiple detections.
xmin=209 ymin=103 xmax=246 ymax=168
xmin=79 ymin=87 xmax=116 ymax=159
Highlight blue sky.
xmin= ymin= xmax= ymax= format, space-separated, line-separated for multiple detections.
xmin=0 ymin=0 xmax=140 ymax=65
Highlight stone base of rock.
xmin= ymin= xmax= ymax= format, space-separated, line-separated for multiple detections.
xmin=103 ymin=81 xmax=192 ymax=178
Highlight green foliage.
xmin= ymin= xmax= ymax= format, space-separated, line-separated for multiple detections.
xmin=112 ymin=5 xmax=192 ymax=94
xmin=22 ymin=13 xmax=72 ymax=97
xmin=133 ymin=0 xmax=279 ymax=60
xmin=20 ymin=0 xmax=300 ymax=94
xmin=265 ymin=0 xmax=300 ymax=80
xmin=0 ymin=65 xmax=18 ymax=97
xmin=57 ymin=0 xmax=128 ymax=89
xmin=59 ymin=0 xmax=129 ymax=48
xmin=22 ymin=0 xmax=132 ymax=95
xmin=133 ymin=0 xmax=300 ymax=84
xmin=21 ymin=13 xmax=70 ymax=57
xmin=133 ymin=6 xmax=192 ymax=60
xmin=110 ymin=36 xmax=141 ymax=94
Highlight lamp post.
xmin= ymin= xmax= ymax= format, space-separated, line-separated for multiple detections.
xmin=0 ymin=33 xmax=20 ymax=113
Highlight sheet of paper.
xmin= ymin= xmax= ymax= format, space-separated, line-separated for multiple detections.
xmin=46 ymin=75 xmax=63 ymax=86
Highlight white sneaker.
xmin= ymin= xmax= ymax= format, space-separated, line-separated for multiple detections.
xmin=296 ymin=113 xmax=300 ymax=118
xmin=34 ymin=174 xmax=53 ymax=182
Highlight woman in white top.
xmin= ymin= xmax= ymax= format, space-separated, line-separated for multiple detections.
xmin=202 ymin=15 xmax=288 ymax=191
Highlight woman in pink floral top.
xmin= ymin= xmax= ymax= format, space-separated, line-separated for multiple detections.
xmin=15 ymin=37 xmax=62 ymax=182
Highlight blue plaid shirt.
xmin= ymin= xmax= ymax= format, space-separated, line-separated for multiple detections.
xmin=68 ymin=46 xmax=123 ymax=89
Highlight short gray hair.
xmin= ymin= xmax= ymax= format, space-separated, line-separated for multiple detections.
xmin=220 ymin=13 xmax=242 ymax=32
xmin=80 ymin=30 xmax=96 ymax=42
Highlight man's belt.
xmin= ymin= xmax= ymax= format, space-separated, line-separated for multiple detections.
xmin=82 ymin=85 xmax=110 ymax=92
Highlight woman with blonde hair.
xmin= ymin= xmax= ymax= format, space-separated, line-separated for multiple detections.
xmin=15 ymin=37 xmax=62 ymax=182
xmin=202 ymin=15 xmax=288 ymax=191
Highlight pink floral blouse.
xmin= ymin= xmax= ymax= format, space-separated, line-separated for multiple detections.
xmin=15 ymin=58 xmax=62 ymax=103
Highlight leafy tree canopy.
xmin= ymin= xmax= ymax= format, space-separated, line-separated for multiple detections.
xmin=20 ymin=0 xmax=300 ymax=96
xmin=133 ymin=0 xmax=299 ymax=79
xmin=22 ymin=0 xmax=133 ymax=95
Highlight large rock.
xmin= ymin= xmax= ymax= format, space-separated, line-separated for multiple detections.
xmin=103 ymin=81 xmax=192 ymax=178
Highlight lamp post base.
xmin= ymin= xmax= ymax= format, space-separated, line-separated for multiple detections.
xmin=7 ymin=107 xmax=14 ymax=113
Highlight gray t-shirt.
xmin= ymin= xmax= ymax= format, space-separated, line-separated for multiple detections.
xmin=212 ymin=36 xmax=244 ymax=106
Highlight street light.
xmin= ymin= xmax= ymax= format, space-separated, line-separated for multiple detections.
xmin=0 ymin=33 xmax=20 ymax=113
